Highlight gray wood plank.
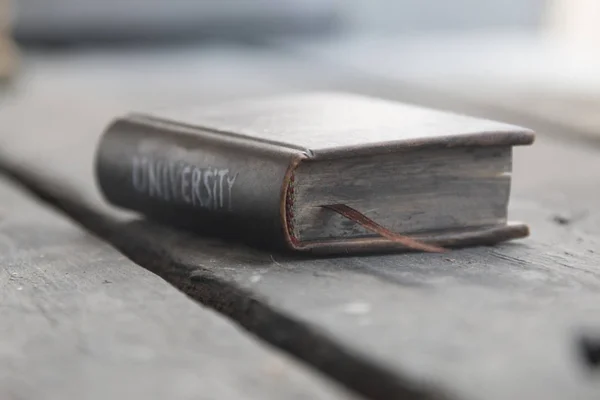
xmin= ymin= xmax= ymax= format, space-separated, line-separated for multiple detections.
xmin=0 ymin=180 xmax=358 ymax=400
xmin=145 ymin=219 xmax=600 ymax=400
xmin=2 ymin=48 xmax=600 ymax=400
xmin=103 ymin=158 xmax=600 ymax=400
xmin=0 ymin=50 xmax=439 ymax=400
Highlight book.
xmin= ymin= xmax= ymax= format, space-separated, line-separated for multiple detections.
xmin=95 ymin=92 xmax=535 ymax=254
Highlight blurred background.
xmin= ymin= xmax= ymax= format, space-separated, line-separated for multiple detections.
xmin=1 ymin=0 xmax=600 ymax=146
xmin=2 ymin=4 xmax=600 ymax=399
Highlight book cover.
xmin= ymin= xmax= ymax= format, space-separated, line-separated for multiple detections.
xmin=95 ymin=92 xmax=534 ymax=253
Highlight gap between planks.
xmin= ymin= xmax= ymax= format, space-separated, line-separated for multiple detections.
xmin=0 ymin=155 xmax=453 ymax=400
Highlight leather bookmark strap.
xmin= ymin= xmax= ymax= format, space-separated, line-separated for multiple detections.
xmin=322 ymin=204 xmax=448 ymax=253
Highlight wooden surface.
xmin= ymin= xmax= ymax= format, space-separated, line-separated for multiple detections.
xmin=1 ymin=44 xmax=600 ymax=400
xmin=0 ymin=49 xmax=358 ymax=399
xmin=0 ymin=175 xmax=356 ymax=400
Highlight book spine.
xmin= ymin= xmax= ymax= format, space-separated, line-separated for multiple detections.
xmin=94 ymin=116 xmax=301 ymax=249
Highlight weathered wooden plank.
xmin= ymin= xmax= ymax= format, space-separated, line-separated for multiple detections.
xmin=0 ymin=143 xmax=356 ymax=399
xmin=102 ymin=186 xmax=600 ymax=400
xmin=3 ymin=48 xmax=600 ymax=400
xmin=6 ymin=135 xmax=599 ymax=400
xmin=0 ymin=53 xmax=442 ymax=400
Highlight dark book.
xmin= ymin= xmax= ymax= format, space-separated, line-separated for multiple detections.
xmin=95 ymin=92 xmax=535 ymax=253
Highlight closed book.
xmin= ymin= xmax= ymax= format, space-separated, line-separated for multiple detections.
xmin=95 ymin=92 xmax=534 ymax=253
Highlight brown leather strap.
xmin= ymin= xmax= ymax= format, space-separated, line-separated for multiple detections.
xmin=322 ymin=204 xmax=448 ymax=253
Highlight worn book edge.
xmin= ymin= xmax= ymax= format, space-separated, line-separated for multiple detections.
xmin=103 ymin=113 xmax=532 ymax=253
xmin=280 ymin=152 xmax=529 ymax=253
xmin=288 ymin=222 xmax=530 ymax=254
xmin=129 ymin=111 xmax=535 ymax=160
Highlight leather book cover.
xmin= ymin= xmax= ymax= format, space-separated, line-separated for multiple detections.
xmin=95 ymin=92 xmax=534 ymax=254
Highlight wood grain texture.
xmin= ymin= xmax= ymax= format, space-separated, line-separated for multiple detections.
xmin=0 ymin=174 xmax=359 ymax=400
xmin=2 ymin=48 xmax=600 ymax=400
xmin=128 ymin=215 xmax=600 ymax=400
xmin=7 ymin=141 xmax=596 ymax=400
